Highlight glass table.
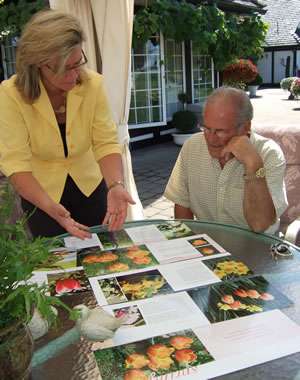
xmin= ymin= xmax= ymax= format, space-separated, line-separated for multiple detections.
xmin=31 ymin=219 xmax=300 ymax=380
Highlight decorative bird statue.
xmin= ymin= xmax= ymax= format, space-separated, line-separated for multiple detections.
xmin=31 ymin=304 xmax=121 ymax=368
xmin=74 ymin=304 xmax=121 ymax=341
xmin=28 ymin=307 xmax=58 ymax=340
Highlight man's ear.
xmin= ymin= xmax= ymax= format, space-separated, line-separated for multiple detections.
xmin=238 ymin=121 xmax=251 ymax=136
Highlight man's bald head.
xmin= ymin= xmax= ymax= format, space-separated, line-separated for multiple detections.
xmin=203 ymin=87 xmax=253 ymax=127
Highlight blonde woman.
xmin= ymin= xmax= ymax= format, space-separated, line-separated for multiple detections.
xmin=0 ymin=9 xmax=135 ymax=238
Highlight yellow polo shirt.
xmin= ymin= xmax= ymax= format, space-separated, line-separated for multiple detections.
xmin=0 ymin=70 xmax=121 ymax=202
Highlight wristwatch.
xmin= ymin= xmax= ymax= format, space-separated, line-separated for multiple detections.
xmin=243 ymin=167 xmax=266 ymax=181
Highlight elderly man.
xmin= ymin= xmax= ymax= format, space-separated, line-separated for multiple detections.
xmin=164 ymin=87 xmax=288 ymax=233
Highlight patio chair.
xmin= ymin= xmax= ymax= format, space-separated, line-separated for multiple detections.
xmin=253 ymin=124 xmax=300 ymax=245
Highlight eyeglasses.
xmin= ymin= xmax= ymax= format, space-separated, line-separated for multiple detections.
xmin=46 ymin=49 xmax=88 ymax=75
xmin=202 ymin=125 xmax=240 ymax=139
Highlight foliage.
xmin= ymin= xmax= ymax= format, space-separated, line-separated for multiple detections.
xmin=172 ymin=109 xmax=198 ymax=134
xmin=223 ymin=80 xmax=246 ymax=90
xmin=0 ymin=0 xmax=46 ymax=40
xmin=0 ymin=183 xmax=77 ymax=333
xmin=248 ymin=73 xmax=263 ymax=86
xmin=223 ymin=59 xmax=258 ymax=87
xmin=290 ymin=78 xmax=300 ymax=97
xmin=133 ymin=0 xmax=268 ymax=70
xmin=280 ymin=77 xmax=298 ymax=91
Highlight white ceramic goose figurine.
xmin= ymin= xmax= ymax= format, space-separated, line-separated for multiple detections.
xmin=28 ymin=307 xmax=58 ymax=340
xmin=74 ymin=304 xmax=121 ymax=341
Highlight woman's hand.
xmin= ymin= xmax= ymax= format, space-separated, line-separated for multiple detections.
xmin=51 ymin=203 xmax=91 ymax=239
xmin=103 ymin=185 xmax=135 ymax=231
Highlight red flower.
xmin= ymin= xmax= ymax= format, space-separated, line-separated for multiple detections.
xmin=55 ymin=278 xmax=81 ymax=294
xmin=221 ymin=295 xmax=235 ymax=304
xmin=259 ymin=292 xmax=274 ymax=301
xmin=233 ymin=288 xmax=248 ymax=298
xmin=246 ymin=289 xmax=260 ymax=299
xmin=223 ymin=59 xmax=258 ymax=83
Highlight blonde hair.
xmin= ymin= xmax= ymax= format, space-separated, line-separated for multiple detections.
xmin=15 ymin=9 xmax=86 ymax=102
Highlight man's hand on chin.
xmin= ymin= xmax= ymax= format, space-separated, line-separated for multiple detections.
xmin=220 ymin=135 xmax=261 ymax=167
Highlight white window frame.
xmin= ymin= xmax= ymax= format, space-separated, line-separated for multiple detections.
xmin=190 ymin=41 xmax=214 ymax=104
xmin=164 ymin=39 xmax=186 ymax=121
xmin=129 ymin=32 xmax=167 ymax=129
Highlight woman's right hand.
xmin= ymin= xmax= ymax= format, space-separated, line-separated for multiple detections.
xmin=51 ymin=203 xmax=91 ymax=239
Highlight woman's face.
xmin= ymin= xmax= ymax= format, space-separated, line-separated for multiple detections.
xmin=40 ymin=46 xmax=85 ymax=93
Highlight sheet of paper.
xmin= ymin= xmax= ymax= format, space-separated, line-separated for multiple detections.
xmin=94 ymin=310 xmax=300 ymax=380
xmin=89 ymin=267 xmax=173 ymax=306
xmin=125 ymin=224 xmax=167 ymax=244
xmin=159 ymin=258 xmax=221 ymax=291
xmin=147 ymin=234 xmax=230 ymax=264
xmin=97 ymin=292 xmax=209 ymax=348
xmin=190 ymin=310 xmax=300 ymax=379
xmin=64 ymin=233 xmax=102 ymax=250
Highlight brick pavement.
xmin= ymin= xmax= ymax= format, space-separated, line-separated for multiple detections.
xmin=131 ymin=88 xmax=300 ymax=220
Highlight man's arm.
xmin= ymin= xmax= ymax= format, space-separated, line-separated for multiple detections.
xmin=242 ymin=157 xmax=276 ymax=232
xmin=222 ymin=136 xmax=276 ymax=232
xmin=174 ymin=204 xmax=194 ymax=219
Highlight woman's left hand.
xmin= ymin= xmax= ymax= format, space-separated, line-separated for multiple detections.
xmin=103 ymin=185 xmax=135 ymax=231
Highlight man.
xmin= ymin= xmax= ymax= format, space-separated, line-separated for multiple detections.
xmin=164 ymin=87 xmax=288 ymax=233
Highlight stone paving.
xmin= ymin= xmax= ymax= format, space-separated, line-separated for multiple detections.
xmin=131 ymin=87 xmax=300 ymax=220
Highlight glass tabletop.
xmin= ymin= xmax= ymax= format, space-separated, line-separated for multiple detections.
xmin=31 ymin=219 xmax=300 ymax=380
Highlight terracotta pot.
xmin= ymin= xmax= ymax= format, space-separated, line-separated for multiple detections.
xmin=0 ymin=322 xmax=34 ymax=380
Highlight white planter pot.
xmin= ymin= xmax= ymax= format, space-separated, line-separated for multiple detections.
xmin=248 ymin=85 xmax=259 ymax=98
xmin=172 ymin=133 xmax=194 ymax=146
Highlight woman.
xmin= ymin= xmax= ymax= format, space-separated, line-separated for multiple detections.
xmin=0 ymin=9 xmax=135 ymax=238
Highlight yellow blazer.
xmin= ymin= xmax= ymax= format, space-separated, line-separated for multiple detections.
xmin=0 ymin=70 xmax=121 ymax=203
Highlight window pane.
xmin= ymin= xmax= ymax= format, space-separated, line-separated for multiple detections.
xmin=150 ymin=73 xmax=159 ymax=88
xmin=128 ymin=109 xmax=136 ymax=124
xmin=164 ymin=39 xmax=185 ymax=119
xmin=150 ymin=90 xmax=160 ymax=106
xmin=136 ymin=91 xmax=148 ymax=107
xmin=134 ymin=56 xmax=146 ymax=72
xmin=135 ymin=74 xmax=147 ymax=91
xmin=152 ymin=107 xmax=161 ymax=122
xmin=191 ymin=47 xmax=213 ymax=104
xmin=130 ymin=36 xmax=164 ymax=125
xmin=136 ymin=108 xmax=150 ymax=123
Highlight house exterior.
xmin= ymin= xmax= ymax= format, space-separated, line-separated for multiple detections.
xmin=257 ymin=0 xmax=300 ymax=85
xmin=129 ymin=0 xmax=266 ymax=146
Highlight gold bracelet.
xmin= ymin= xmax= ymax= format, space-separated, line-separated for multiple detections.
xmin=107 ymin=180 xmax=124 ymax=191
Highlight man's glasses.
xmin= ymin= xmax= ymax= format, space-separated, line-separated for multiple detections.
xmin=202 ymin=125 xmax=239 ymax=139
xmin=46 ymin=49 xmax=88 ymax=75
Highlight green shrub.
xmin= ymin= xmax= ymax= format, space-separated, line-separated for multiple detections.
xmin=280 ymin=77 xmax=298 ymax=91
xmin=172 ymin=110 xmax=198 ymax=134
xmin=223 ymin=80 xmax=246 ymax=90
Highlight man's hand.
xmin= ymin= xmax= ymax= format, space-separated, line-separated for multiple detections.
xmin=50 ymin=203 xmax=91 ymax=239
xmin=103 ymin=185 xmax=135 ymax=231
xmin=221 ymin=135 xmax=263 ymax=170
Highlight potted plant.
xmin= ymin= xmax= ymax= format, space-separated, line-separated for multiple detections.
xmin=247 ymin=73 xmax=263 ymax=97
xmin=222 ymin=59 xmax=258 ymax=90
xmin=290 ymin=78 xmax=300 ymax=98
xmin=171 ymin=92 xmax=199 ymax=146
xmin=0 ymin=183 xmax=76 ymax=380
xmin=280 ymin=77 xmax=298 ymax=100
